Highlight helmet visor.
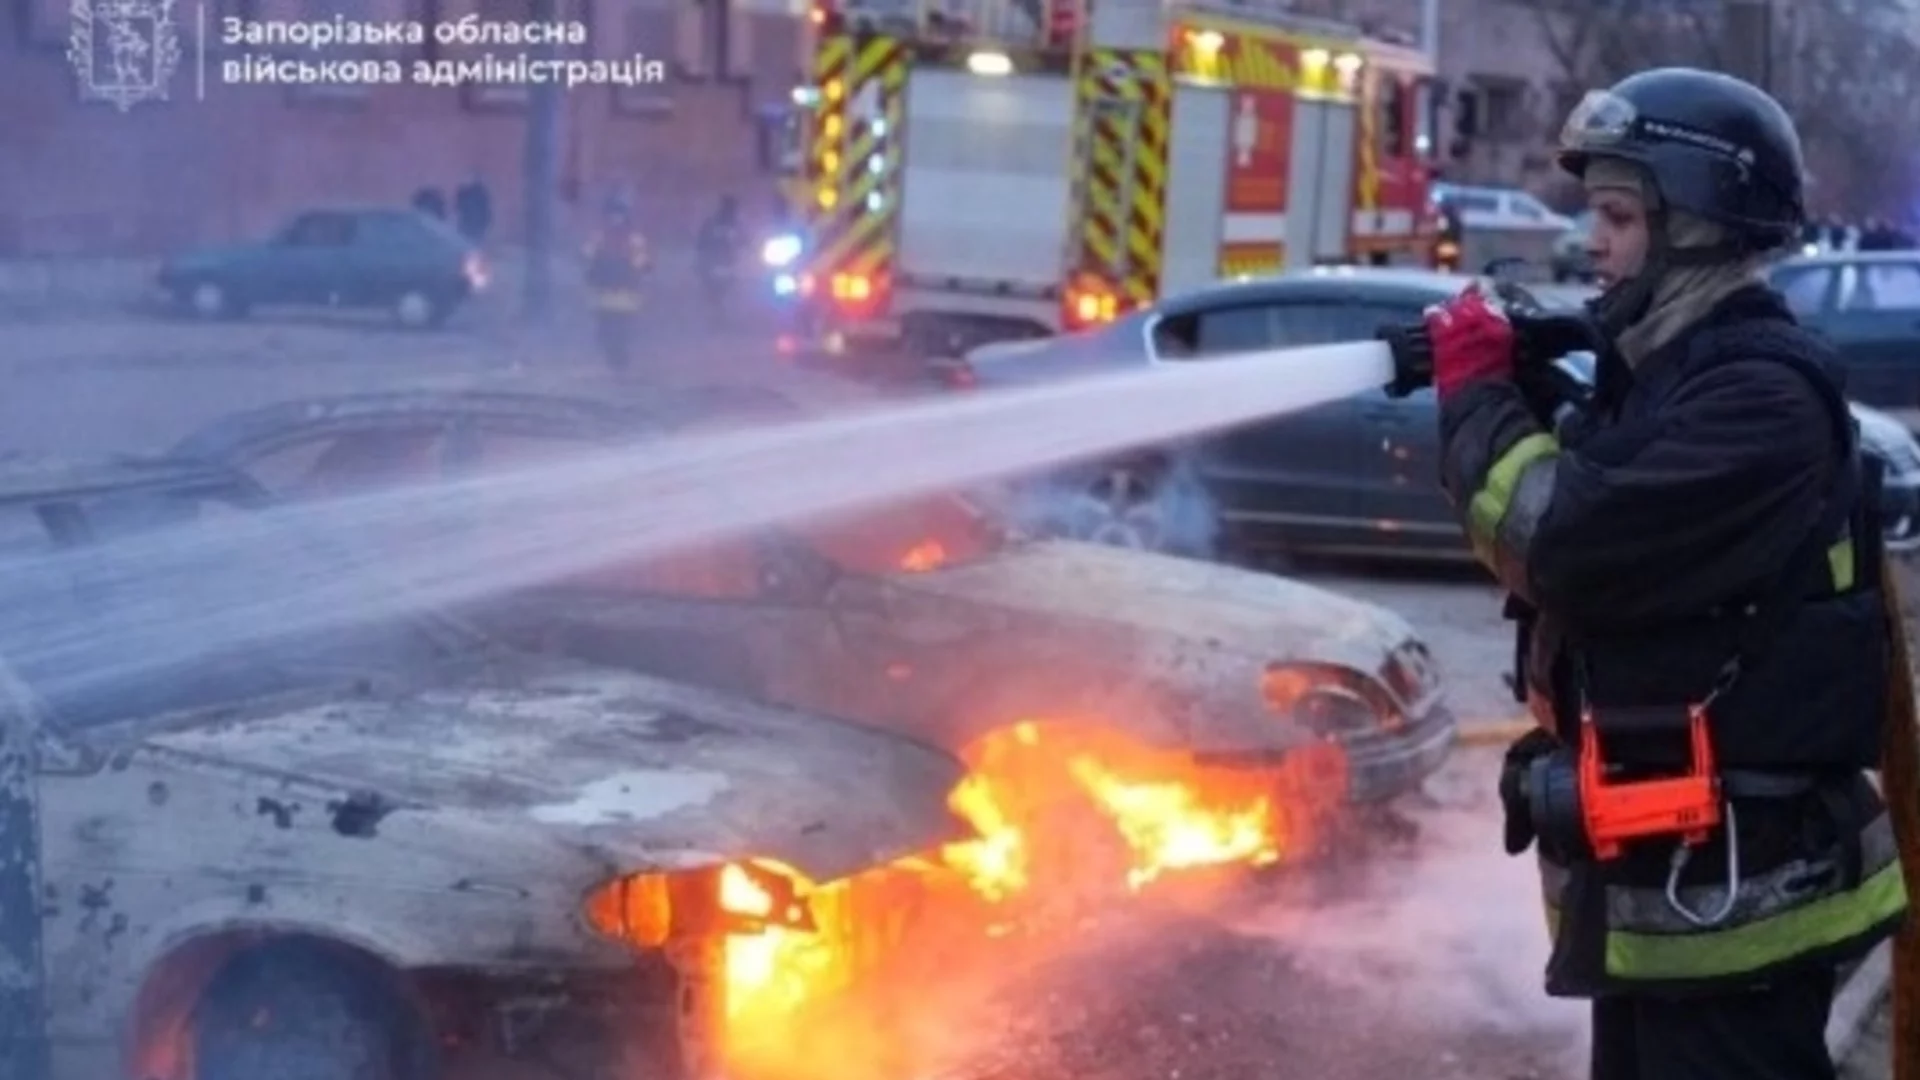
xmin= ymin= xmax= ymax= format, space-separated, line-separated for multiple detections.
xmin=1558 ymin=90 xmax=1638 ymax=154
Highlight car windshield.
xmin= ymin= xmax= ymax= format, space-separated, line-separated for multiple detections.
xmin=0 ymin=485 xmax=456 ymax=732
xmin=794 ymin=492 xmax=1016 ymax=575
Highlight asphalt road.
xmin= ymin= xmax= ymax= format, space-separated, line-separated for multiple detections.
xmin=0 ymin=309 xmax=1579 ymax=1079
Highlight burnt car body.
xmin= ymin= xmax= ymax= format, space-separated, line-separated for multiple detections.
xmin=168 ymin=388 xmax=1457 ymax=807
xmin=0 ymin=454 xmax=964 ymax=1080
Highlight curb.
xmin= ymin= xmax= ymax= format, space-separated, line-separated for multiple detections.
xmin=1454 ymin=718 xmax=1536 ymax=747
xmin=1828 ymin=941 xmax=1892 ymax=1065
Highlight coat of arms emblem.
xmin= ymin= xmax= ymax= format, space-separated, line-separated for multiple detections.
xmin=67 ymin=0 xmax=184 ymax=111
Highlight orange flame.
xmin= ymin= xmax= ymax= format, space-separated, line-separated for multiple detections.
xmin=1068 ymin=757 xmax=1281 ymax=890
xmin=719 ymin=719 xmax=1348 ymax=1079
xmin=898 ymin=539 xmax=947 ymax=572
xmin=941 ymin=773 xmax=1028 ymax=901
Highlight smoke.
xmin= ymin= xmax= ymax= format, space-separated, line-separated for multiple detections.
xmin=1227 ymin=753 xmax=1589 ymax=1073
xmin=994 ymin=454 xmax=1226 ymax=560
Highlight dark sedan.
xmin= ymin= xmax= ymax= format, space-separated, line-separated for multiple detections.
xmin=157 ymin=205 xmax=488 ymax=329
xmin=1766 ymin=251 xmax=1920 ymax=413
xmin=958 ymin=267 xmax=1920 ymax=562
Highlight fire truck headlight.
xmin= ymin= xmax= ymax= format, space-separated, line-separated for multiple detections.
xmin=763 ymin=233 xmax=804 ymax=268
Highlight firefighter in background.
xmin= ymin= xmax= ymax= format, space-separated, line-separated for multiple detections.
xmin=583 ymin=194 xmax=651 ymax=373
xmin=1422 ymin=67 xmax=1911 ymax=1078
xmin=695 ymin=194 xmax=746 ymax=321
xmin=1433 ymin=200 xmax=1464 ymax=271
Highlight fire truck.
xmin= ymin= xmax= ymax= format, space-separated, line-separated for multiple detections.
xmin=771 ymin=0 xmax=1442 ymax=365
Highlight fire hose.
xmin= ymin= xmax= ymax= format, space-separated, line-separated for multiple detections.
xmin=1879 ymin=564 xmax=1919 ymax=1080
xmin=1373 ymin=297 xmax=1920 ymax=1078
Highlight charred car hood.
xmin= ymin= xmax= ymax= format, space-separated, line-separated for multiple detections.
xmin=146 ymin=665 xmax=968 ymax=884
xmin=889 ymin=540 xmax=1415 ymax=670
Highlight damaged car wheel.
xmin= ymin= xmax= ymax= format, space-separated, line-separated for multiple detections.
xmin=1050 ymin=459 xmax=1220 ymax=559
xmin=191 ymin=939 xmax=436 ymax=1080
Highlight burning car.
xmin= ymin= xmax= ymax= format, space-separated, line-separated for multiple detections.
xmin=0 ymin=454 xmax=966 ymax=1080
xmin=169 ymin=387 xmax=1457 ymax=901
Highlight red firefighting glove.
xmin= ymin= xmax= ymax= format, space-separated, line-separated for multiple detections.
xmin=1426 ymin=285 xmax=1518 ymax=401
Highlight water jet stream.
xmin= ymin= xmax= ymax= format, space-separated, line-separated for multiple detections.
xmin=1 ymin=341 xmax=1396 ymax=705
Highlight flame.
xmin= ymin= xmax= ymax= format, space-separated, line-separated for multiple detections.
xmin=718 ymin=719 xmax=1348 ymax=1080
xmin=940 ymin=772 xmax=1028 ymax=901
xmin=898 ymin=538 xmax=947 ymax=572
xmin=1068 ymin=757 xmax=1280 ymax=890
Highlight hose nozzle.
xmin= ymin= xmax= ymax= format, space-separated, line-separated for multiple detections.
xmin=1377 ymin=323 xmax=1434 ymax=399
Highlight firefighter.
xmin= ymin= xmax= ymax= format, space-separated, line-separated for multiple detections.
xmin=1421 ymin=68 xmax=1911 ymax=1079
xmin=1434 ymin=201 xmax=1464 ymax=272
xmin=695 ymin=194 xmax=745 ymax=320
xmin=583 ymin=195 xmax=651 ymax=373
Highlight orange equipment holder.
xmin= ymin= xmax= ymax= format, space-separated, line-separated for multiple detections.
xmin=1578 ymin=702 xmax=1724 ymax=861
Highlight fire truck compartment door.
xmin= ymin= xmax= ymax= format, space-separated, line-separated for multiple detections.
xmin=1160 ymin=84 xmax=1231 ymax=297
xmin=898 ymin=69 xmax=1075 ymax=290
xmin=1284 ymin=99 xmax=1357 ymax=266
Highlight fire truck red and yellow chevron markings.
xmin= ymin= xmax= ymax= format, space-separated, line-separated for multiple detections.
xmin=1076 ymin=48 xmax=1170 ymax=309
xmin=1355 ymin=70 xmax=1382 ymax=217
xmin=829 ymin=39 xmax=907 ymax=279
xmin=1219 ymin=243 xmax=1281 ymax=279
xmin=809 ymin=34 xmax=851 ymax=195
xmin=806 ymin=35 xmax=907 ymax=281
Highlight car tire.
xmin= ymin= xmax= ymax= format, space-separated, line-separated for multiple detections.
xmin=191 ymin=939 xmax=436 ymax=1080
xmin=1047 ymin=458 xmax=1221 ymax=559
xmin=393 ymin=289 xmax=444 ymax=330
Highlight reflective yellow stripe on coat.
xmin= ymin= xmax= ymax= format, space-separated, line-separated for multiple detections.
xmin=1542 ymin=810 xmax=1909 ymax=982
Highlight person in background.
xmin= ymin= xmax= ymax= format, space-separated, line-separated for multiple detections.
xmin=582 ymin=194 xmax=651 ymax=373
xmin=412 ymin=185 xmax=447 ymax=220
xmin=454 ymin=172 xmax=492 ymax=245
xmin=1824 ymin=215 xmax=1848 ymax=251
xmin=694 ymin=194 xmax=745 ymax=319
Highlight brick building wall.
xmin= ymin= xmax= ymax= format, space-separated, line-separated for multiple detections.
xmin=0 ymin=0 xmax=808 ymax=255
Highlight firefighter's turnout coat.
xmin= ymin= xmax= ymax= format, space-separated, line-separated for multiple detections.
xmin=1440 ymin=286 xmax=1910 ymax=997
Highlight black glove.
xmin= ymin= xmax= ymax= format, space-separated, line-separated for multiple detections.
xmin=1498 ymin=727 xmax=1561 ymax=856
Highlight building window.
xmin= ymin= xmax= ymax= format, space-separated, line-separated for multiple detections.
xmin=612 ymin=0 xmax=676 ymax=114
xmin=1479 ymin=79 xmax=1529 ymax=142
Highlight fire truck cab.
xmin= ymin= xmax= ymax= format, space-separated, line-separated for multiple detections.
xmin=778 ymin=0 xmax=1441 ymax=372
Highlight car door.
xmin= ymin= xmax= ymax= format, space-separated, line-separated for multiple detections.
xmin=341 ymin=211 xmax=455 ymax=308
xmin=1345 ymin=299 xmax=1462 ymax=553
xmin=1828 ymin=260 xmax=1920 ymax=412
xmin=256 ymin=211 xmax=356 ymax=307
xmin=1173 ymin=299 xmax=1361 ymax=543
xmin=334 ymin=211 xmax=409 ymax=308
